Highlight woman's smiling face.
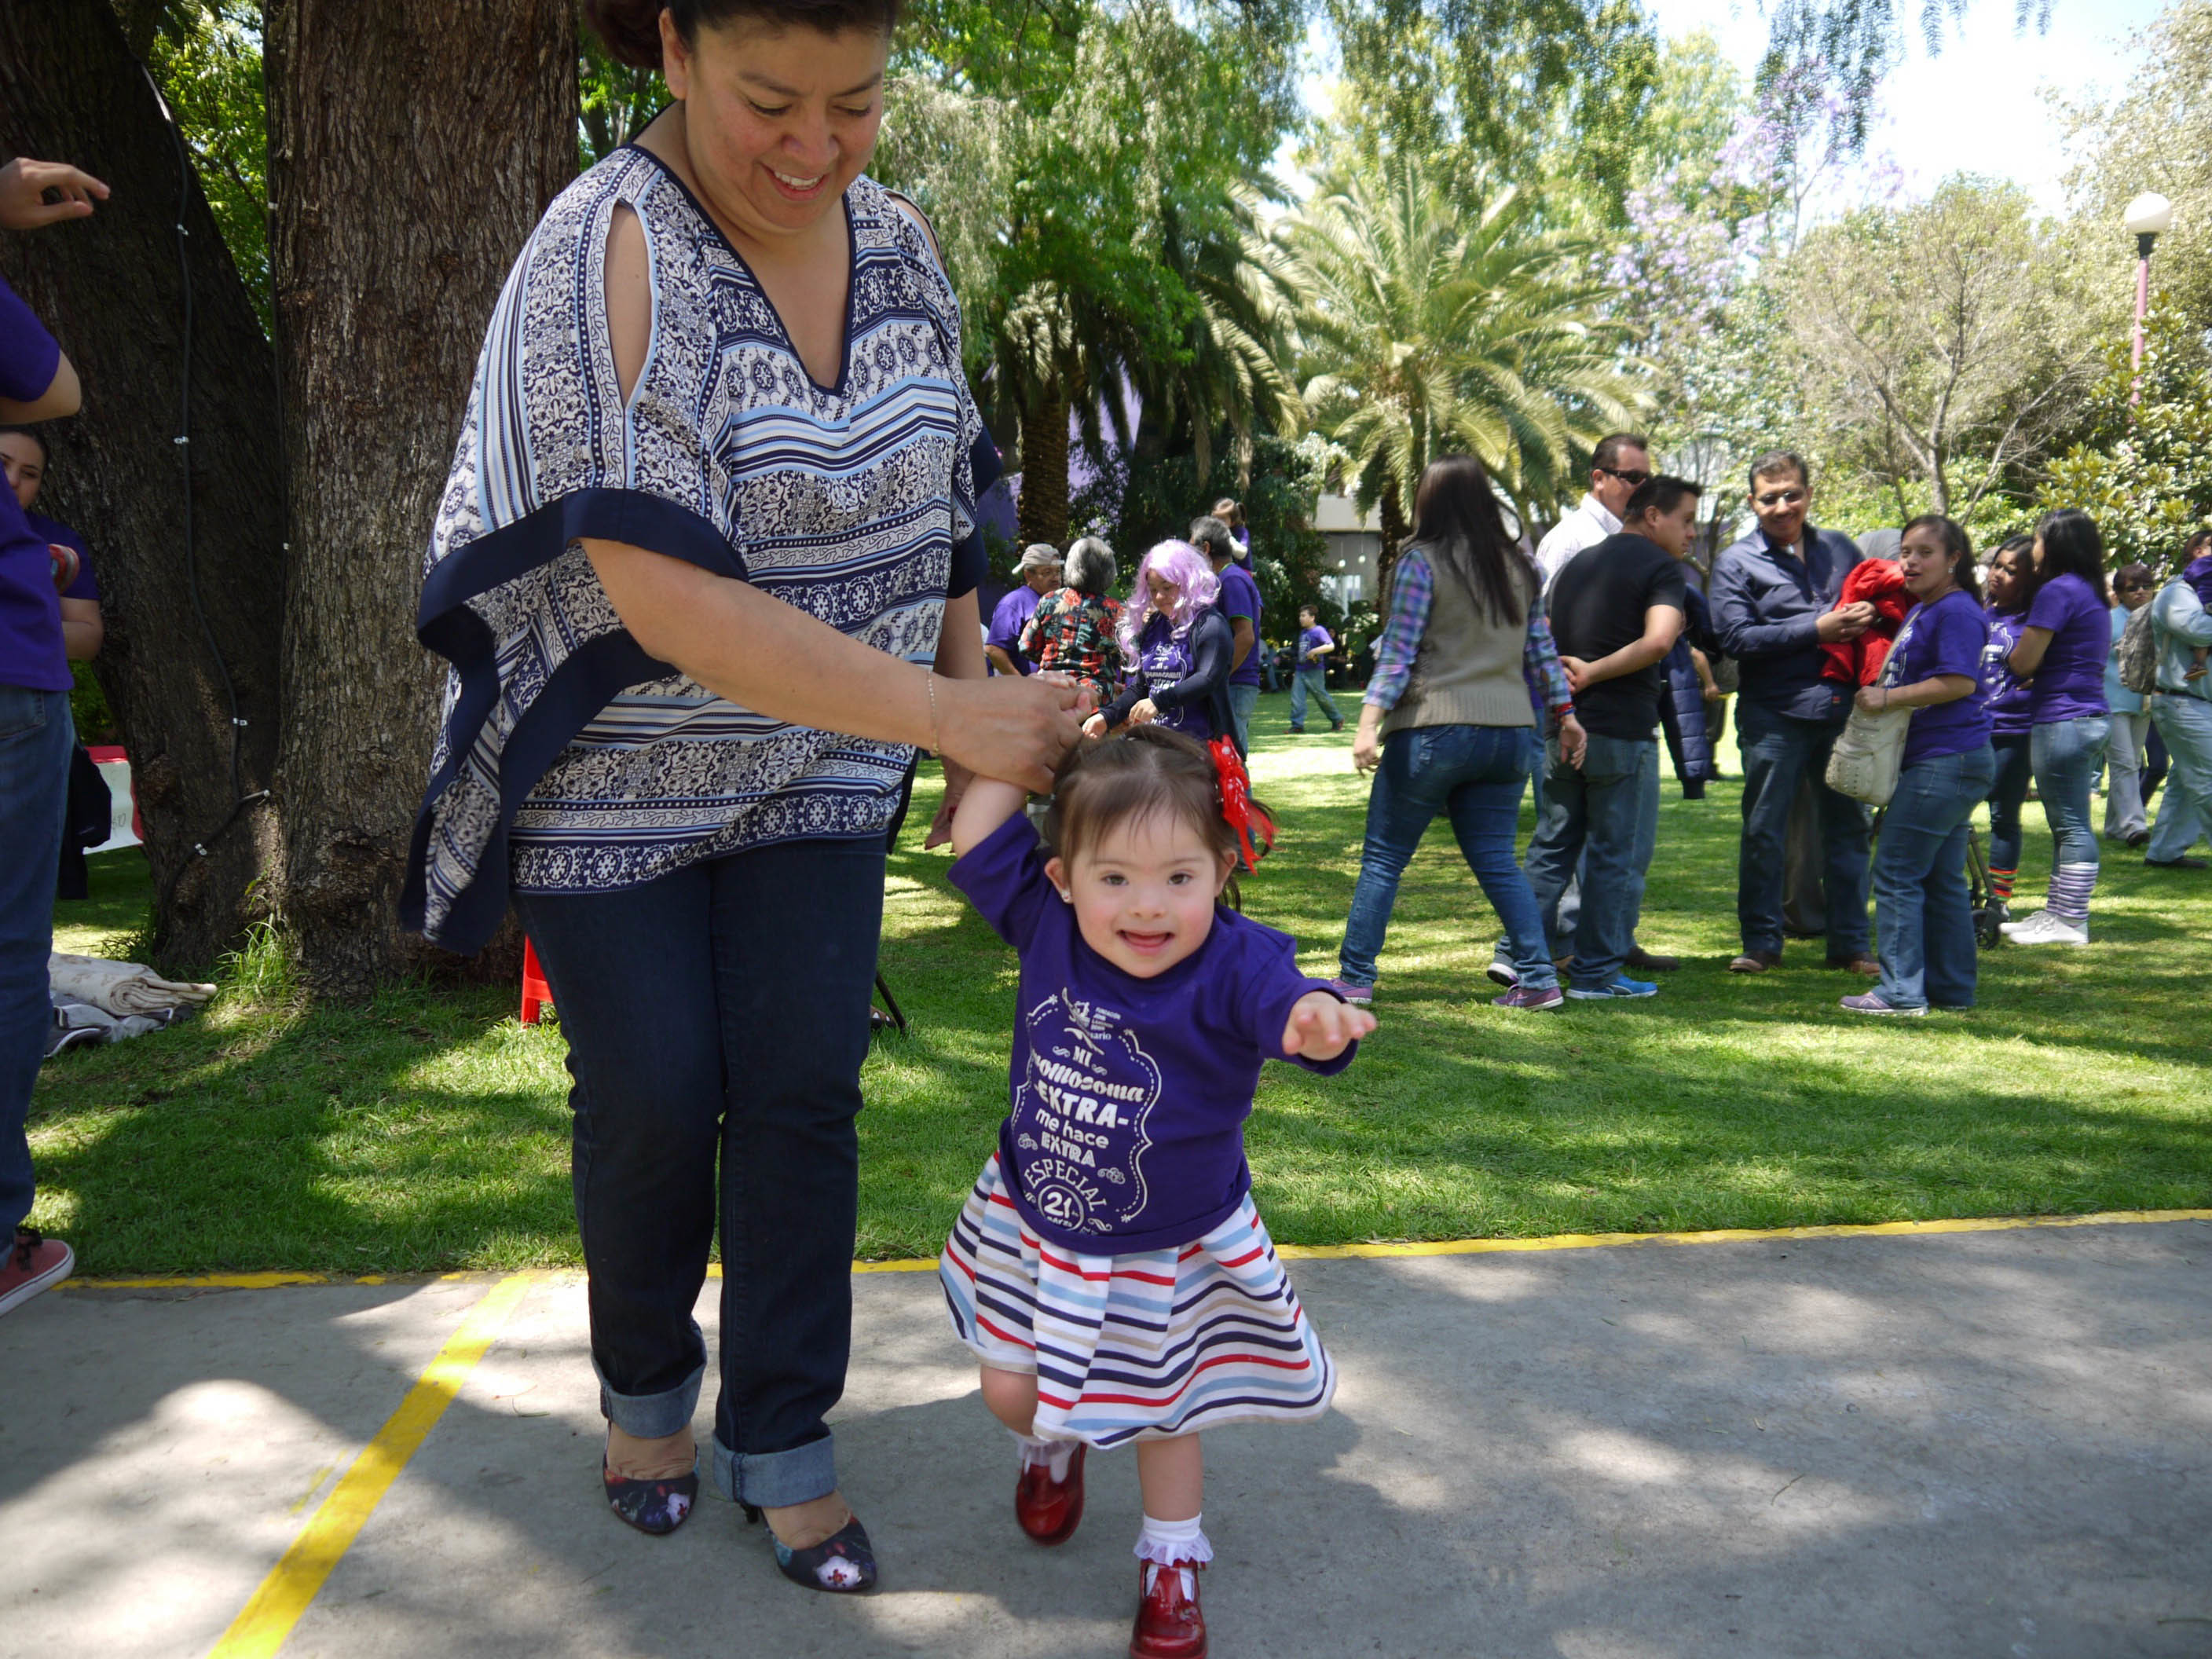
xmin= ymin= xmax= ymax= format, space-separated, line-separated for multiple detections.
xmin=663 ymin=14 xmax=888 ymax=245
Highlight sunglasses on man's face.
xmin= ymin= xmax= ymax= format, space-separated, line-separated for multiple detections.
xmin=1599 ymin=467 xmax=1650 ymax=486
xmin=1754 ymin=489 xmax=1807 ymax=509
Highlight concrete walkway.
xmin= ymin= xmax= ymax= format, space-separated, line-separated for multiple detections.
xmin=3 ymin=1218 xmax=2208 ymax=1659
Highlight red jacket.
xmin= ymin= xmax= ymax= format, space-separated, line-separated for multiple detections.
xmin=1819 ymin=558 xmax=1910 ymax=687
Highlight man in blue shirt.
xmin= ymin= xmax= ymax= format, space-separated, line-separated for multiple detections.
xmin=1708 ymin=451 xmax=1878 ymax=974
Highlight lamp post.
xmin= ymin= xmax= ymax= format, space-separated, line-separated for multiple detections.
xmin=2125 ymin=192 xmax=2175 ymax=401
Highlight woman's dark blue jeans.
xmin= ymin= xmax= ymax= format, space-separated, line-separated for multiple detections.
xmin=1872 ymin=744 xmax=1996 ymax=1009
xmin=513 ymin=837 xmax=884 ymax=1511
xmin=1337 ymin=723 xmax=1555 ymax=991
xmin=1983 ymin=731 xmax=2034 ymax=878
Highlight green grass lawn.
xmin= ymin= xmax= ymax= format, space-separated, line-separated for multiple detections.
xmin=31 ymin=690 xmax=2212 ymax=1275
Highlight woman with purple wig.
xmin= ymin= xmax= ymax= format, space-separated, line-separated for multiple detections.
xmin=1087 ymin=539 xmax=1239 ymax=750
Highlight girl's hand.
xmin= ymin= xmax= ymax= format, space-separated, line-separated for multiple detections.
xmin=1558 ymin=711 xmax=1588 ymax=771
xmin=1130 ymin=698 xmax=1159 ymax=725
xmin=1351 ymin=727 xmax=1382 ymax=775
xmin=1281 ymin=991 xmax=1376 ymax=1060
xmin=0 ymin=159 xmax=109 ymax=231
xmin=1854 ymin=685 xmax=1887 ymax=714
xmin=1081 ymin=712 xmax=1108 ymax=738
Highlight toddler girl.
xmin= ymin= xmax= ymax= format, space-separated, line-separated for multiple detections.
xmin=939 ymin=726 xmax=1373 ymax=1659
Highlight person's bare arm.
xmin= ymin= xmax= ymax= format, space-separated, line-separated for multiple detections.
xmin=1854 ymin=673 xmax=1974 ymax=713
xmin=983 ymin=643 xmax=1021 ymax=676
xmin=950 ymin=775 xmax=1028 ymax=858
xmin=60 ymin=596 xmax=101 ymax=661
xmin=1229 ymin=614 xmax=1254 ymax=670
xmin=0 ymin=160 xmax=105 ymax=421
xmin=2008 ymin=625 xmax=2053 ymax=677
xmin=1558 ymin=603 xmax=1685 ymax=690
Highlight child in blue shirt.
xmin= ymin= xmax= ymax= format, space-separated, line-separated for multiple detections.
xmin=940 ymin=725 xmax=1372 ymax=1659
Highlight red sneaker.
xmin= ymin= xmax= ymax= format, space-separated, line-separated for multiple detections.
xmin=1129 ymin=1559 xmax=1207 ymax=1659
xmin=0 ymin=1227 xmax=74 ymax=1319
xmin=1014 ymin=1442 xmax=1086 ymax=1544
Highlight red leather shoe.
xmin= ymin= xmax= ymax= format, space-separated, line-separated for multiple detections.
xmin=1014 ymin=1443 xmax=1086 ymax=1544
xmin=1129 ymin=1559 xmax=1207 ymax=1659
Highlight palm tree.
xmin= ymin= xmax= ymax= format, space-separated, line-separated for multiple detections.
xmin=1273 ymin=153 xmax=1647 ymax=583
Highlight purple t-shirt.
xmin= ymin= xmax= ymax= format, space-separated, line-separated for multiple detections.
xmin=987 ymin=583 xmax=1040 ymax=675
xmin=1981 ymin=607 xmax=2031 ymax=737
xmin=1 ymin=273 xmax=68 ymax=693
xmin=948 ymin=810 xmax=1356 ymax=1254
xmin=1298 ymin=624 xmax=1333 ymax=667
xmin=1130 ymin=612 xmax=1207 ymax=738
xmin=1217 ymin=562 xmax=1264 ymax=687
xmin=1889 ymin=589 xmax=1990 ymax=766
xmin=2021 ymin=571 xmax=2111 ymax=724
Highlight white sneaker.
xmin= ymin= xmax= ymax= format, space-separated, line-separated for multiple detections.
xmin=2001 ymin=909 xmax=2089 ymax=946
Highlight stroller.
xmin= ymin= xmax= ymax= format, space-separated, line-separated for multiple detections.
xmin=1873 ymin=806 xmax=2008 ymax=949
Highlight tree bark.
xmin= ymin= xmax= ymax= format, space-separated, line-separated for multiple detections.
xmin=266 ymin=0 xmax=574 ymax=996
xmin=1375 ymin=477 xmax=1409 ymax=610
xmin=0 ymin=0 xmax=286 ymax=971
xmin=1017 ymin=388 xmax=1070 ymax=548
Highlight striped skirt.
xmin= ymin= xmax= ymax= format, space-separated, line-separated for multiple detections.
xmin=938 ymin=1152 xmax=1335 ymax=1447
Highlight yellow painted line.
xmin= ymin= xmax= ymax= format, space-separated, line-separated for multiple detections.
xmin=205 ymin=1272 xmax=536 ymax=1659
xmin=68 ymin=1207 xmax=2212 ymax=1295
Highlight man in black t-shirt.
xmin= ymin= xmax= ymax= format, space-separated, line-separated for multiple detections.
xmin=1524 ymin=476 xmax=1698 ymax=998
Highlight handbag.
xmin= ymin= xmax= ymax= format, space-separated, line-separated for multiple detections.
xmin=1823 ymin=645 xmax=1912 ymax=806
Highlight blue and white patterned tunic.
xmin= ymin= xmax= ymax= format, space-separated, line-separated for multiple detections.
xmin=404 ymin=148 xmax=994 ymax=953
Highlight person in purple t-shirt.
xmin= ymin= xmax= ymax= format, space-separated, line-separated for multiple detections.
xmin=939 ymin=727 xmax=1370 ymax=1659
xmin=1289 ymin=604 xmax=1343 ymax=733
xmin=2001 ymin=509 xmax=2114 ymax=945
xmin=1189 ymin=515 xmax=1262 ymax=749
xmin=984 ymin=543 xmax=1061 ymax=676
xmin=1978 ymin=537 xmax=2036 ymax=916
xmin=1840 ymin=517 xmax=1993 ymax=1016
xmin=0 ymin=155 xmax=108 ymax=1324
xmin=2 ymin=428 xmax=103 ymax=664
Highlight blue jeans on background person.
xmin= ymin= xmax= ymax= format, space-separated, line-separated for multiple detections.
xmin=513 ymin=837 xmax=884 ymax=1510
xmin=1290 ymin=667 xmax=1340 ymax=730
xmin=1984 ymin=732 xmax=2034 ymax=884
xmin=1523 ymin=733 xmax=1657 ymax=991
xmin=1228 ymin=682 xmax=1258 ymax=753
xmin=1734 ymin=701 xmax=1871 ymax=960
xmin=1338 ymin=723 xmax=1555 ymax=991
xmin=1871 ymin=744 xmax=1995 ymax=1010
xmin=0 ymin=686 xmax=73 ymax=1240
xmin=2028 ymin=714 xmax=2108 ymax=920
xmin=2147 ymin=695 xmax=2212 ymax=862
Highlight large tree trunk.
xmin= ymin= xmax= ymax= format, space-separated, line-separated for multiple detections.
xmin=0 ymin=0 xmax=286 ymax=971
xmin=1017 ymin=388 xmax=1070 ymax=548
xmin=1375 ymin=477 xmax=1410 ymax=611
xmin=266 ymin=0 xmax=575 ymax=997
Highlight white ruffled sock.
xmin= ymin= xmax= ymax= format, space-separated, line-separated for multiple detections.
xmin=1134 ymin=1511 xmax=1211 ymax=1595
xmin=1011 ymin=1430 xmax=1079 ymax=1482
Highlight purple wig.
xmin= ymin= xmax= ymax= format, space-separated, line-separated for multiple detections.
xmin=1119 ymin=540 xmax=1221 ymax=665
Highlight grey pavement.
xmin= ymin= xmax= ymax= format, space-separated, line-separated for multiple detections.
xmin=3 ymin=1219 xmax=2209 ymax=1659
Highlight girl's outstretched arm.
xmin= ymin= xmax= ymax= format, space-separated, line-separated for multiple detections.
xmin=951 ymin=775 xmax=1031 ymax=858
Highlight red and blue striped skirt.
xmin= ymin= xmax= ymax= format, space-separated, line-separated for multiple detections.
xmin=938 ymin=1152 xmax=1335 ymax=1447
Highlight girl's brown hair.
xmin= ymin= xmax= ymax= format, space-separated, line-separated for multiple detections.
xmin=586 ymin=0 xmax=901 ymax=69
xmin=1043 ymin=727 xmax=1237 ymax=870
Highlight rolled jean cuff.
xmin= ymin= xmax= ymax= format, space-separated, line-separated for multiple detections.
xmin=597 ymin=1353 xmax=703 ymax=1441
xmin=711 ymin=1429 xmax=837 ymax=1509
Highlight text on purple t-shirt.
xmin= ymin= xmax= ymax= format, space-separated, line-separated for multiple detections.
xmin=2021 ymin=571 xmax=2111 ymax=725
xmin=1890 ymin=588 xmax=1990 ymax=766
xmin=1980 ymin=607 xmax=2031 ymax=736
xmin=947 ymin=810 xmax=1355 ymax=1255
xmin=1298 ymin=624 xmax=1332 ymax=665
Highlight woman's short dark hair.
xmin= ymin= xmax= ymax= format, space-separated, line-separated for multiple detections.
xmin=1044 ymin=726 xmax=1236 ymax=870
xmin=1902 ymin=513 xmax=1980 ymax=603
xmin=2181 ymin=528 xmax=2212 ymax=567
xmin=2032 ymin=507 xmax=2111 ymax=606
xmin=587 ymin=0 xmax=900 ymax=68
xmin=0 ymin=424 xmax=50 ymax=465
xmin=1064 ymin=536 xmax=1115 ymax=596
xmin=1410 ymin=454 xmax=1533 ymax=628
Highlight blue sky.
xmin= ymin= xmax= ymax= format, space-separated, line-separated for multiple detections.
xmin=1643 ymin=0 xmax=2169 ymax=213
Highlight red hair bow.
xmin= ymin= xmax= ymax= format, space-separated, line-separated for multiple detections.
xmin=1208 ymin=735 xmax=1276 ymax=872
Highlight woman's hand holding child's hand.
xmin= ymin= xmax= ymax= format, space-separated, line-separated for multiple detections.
xmin=1280 ymin=991 xmax=1376 ymax=1061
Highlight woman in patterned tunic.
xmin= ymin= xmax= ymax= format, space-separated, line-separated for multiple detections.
xmin=404 ymin=0 xmax=1082 ymax=1590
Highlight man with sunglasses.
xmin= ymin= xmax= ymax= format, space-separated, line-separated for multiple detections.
xmin=1709 ymin=451 xmax=1878 ymax=975
xmin=1536 ymin=433 xmax=1651 ymax=595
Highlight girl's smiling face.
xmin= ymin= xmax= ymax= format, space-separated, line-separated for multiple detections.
xmin=1046 ymin=808 xmax=1235 ymax=977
